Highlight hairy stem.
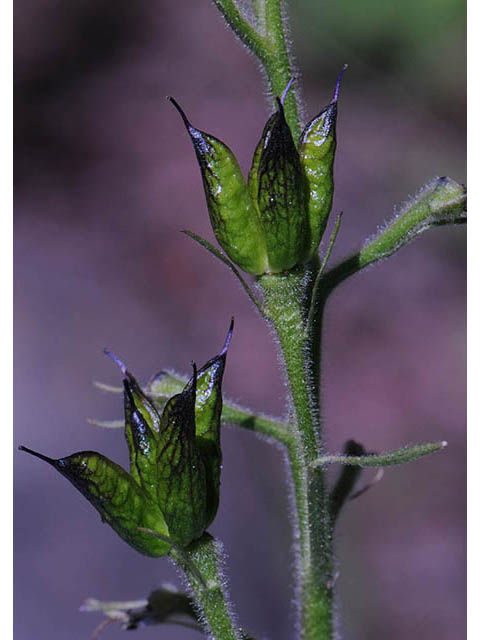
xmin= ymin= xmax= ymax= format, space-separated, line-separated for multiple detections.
xmin=258 ymin=269 xmax=333 ymax=639
xmin=171 ymin=533 xmax=245 ymax=640
xmin=222 ymin=404 xmax=293 ymax=445
xmin=211 ymin=0 xmax=268 ymax=63
xmin=317 ymin=176 xmax=466 ymax=300
xmin=263 ymin=0 xmax=301 ymax=140
xmin=212 ymin=0 xmax=301 ymax=140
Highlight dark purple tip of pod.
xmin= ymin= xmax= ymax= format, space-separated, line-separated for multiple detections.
xmin=220 ymin=317 xmax=235 ymax=356
xmin=123 ymin=378 xmax=137 ymax=404
xmin=273 ymin=96 xmax=293 ymax=133
xmin=168 ymin=96 xmax=214 ymax=162
xmin=274 ymin=96 xmax=285 ymax=114
xmin=184 ymin=361 xmax=198 ymax=395
xmin=280 ymin=77 xmax=295 ymax=106
xmin=331 ymin=64 xmax=348 ymax=104
xmin=19 ymin=445 xmax=57 ymax=466
xmin=191 ymin=361 xmax=198 ymax=381
xmin=103 ymin=348 xmax=128 ymax=376
xmin=167 ymin=96 xmax=195 ymax=132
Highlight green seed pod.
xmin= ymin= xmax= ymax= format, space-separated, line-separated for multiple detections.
xmin=145 ymin=321 xmax=233 ymax=527
xmin=250 ymin=95 xmax=309 ymax=272
xmin=168 ymin=97 xmax=268 ymax=275
xmin=18 ymin=446 xmax=171 ymax=557
xmin=170 ymin=73 xmax=347 ymax=275
xmin=194 ymin=318 xmax=233 ymax=526
xmin=156 ymin=365 xmax=208 ymax=547
xmin=104 ymin=350 xmax=160 ymax=499
xmin=298 ymin=65 xmax=347 ymax=258
xmin=123 ymin=378 xmax=159 ymax=499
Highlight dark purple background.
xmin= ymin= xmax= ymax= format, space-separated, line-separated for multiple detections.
xmin=14 ymin=1 xmax=466 ymax=638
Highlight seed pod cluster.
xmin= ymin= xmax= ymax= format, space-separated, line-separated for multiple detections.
xmin=20 ymin=321 xmax=233 ymax=557
xmin=171 ymin=67 xmax=346 ymax=275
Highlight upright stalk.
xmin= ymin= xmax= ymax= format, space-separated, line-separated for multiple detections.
xmin=258 ymin=269 xmax=334 ymax=639
xmin=263 ymin=0 xmax=301 ymax=141
xmin=171 ymin=533 xmax=245 ymax=640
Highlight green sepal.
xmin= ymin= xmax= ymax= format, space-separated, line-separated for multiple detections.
xmin=255 ymin=99 xmax=309 ymax=272
xmin=298 ymin=103 xmax=336 ymax=257
xmin=19 ymin=446 xmax=170 ymax=557
xmin=298 ymin=67 xmax=345 ymax=259
xmin=169 ymin=97 xmax=267 ymax=275
xmin=194 ymin=319 xmax=233 ymax=526
xmin=156 ymin=366 xmax=208 ymax=547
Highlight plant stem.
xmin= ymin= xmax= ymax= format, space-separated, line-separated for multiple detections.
xmin=318 ymin=176 xmax=466 ymax=300
xmin=222 ymin=403 xmax=293 ymax=445
xmin=211 ymin=0 xmax=268 ymax=63
xmin=263 ymin=0 xmax=301 ymax=140
xmin=258 ymin=269 xmax=334 ymax=639
xmin=212 ymin=0 xmax=301 ymax=140
xmin=211 ymin=1 xmax=336 ymax=636
xmin=171 ymin=533 xmax=245 ymax=640
xmin=313 ymin=440 xmax=448 ymax=468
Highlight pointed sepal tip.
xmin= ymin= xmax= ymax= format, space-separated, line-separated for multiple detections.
xmin=221 ymin=317 xmax=235 ymax=355
xmin=167 ymin=96 xmax=193 ymax=131
xmin=332 ymin=64 xmax=348 ymax=104
xmin=19 ymin=445 xmax=57 ymax=467
xmin=103 ymin=348 xmax=127 ymax=376
xmin=280 ymin=77 xmax=295 ymax=106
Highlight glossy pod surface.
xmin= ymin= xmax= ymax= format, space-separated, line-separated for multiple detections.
xmin=171 ymin=70 xmax=344 ymax=274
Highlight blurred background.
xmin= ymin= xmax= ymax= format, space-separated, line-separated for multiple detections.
xmin=14 ymin=1 xmax=466 ymax=638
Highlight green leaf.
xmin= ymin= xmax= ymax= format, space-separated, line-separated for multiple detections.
xmin=320 ymin=177 xmax=467 ymax=294
xmin=359 ymin=177 xmax=466 ymax=265
xmin=156 ymin=368 xmax=208 ymax=547
xmin=312 ymin=441 xmax=448 ymax=468
xmin=19 ymin=446 xmax=170 ymax=557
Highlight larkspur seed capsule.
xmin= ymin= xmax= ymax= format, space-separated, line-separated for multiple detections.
xmin=19 ymin=321 xmax=234 ymax=556
xmin=170 ymin=68 xmax=346 ymax=275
